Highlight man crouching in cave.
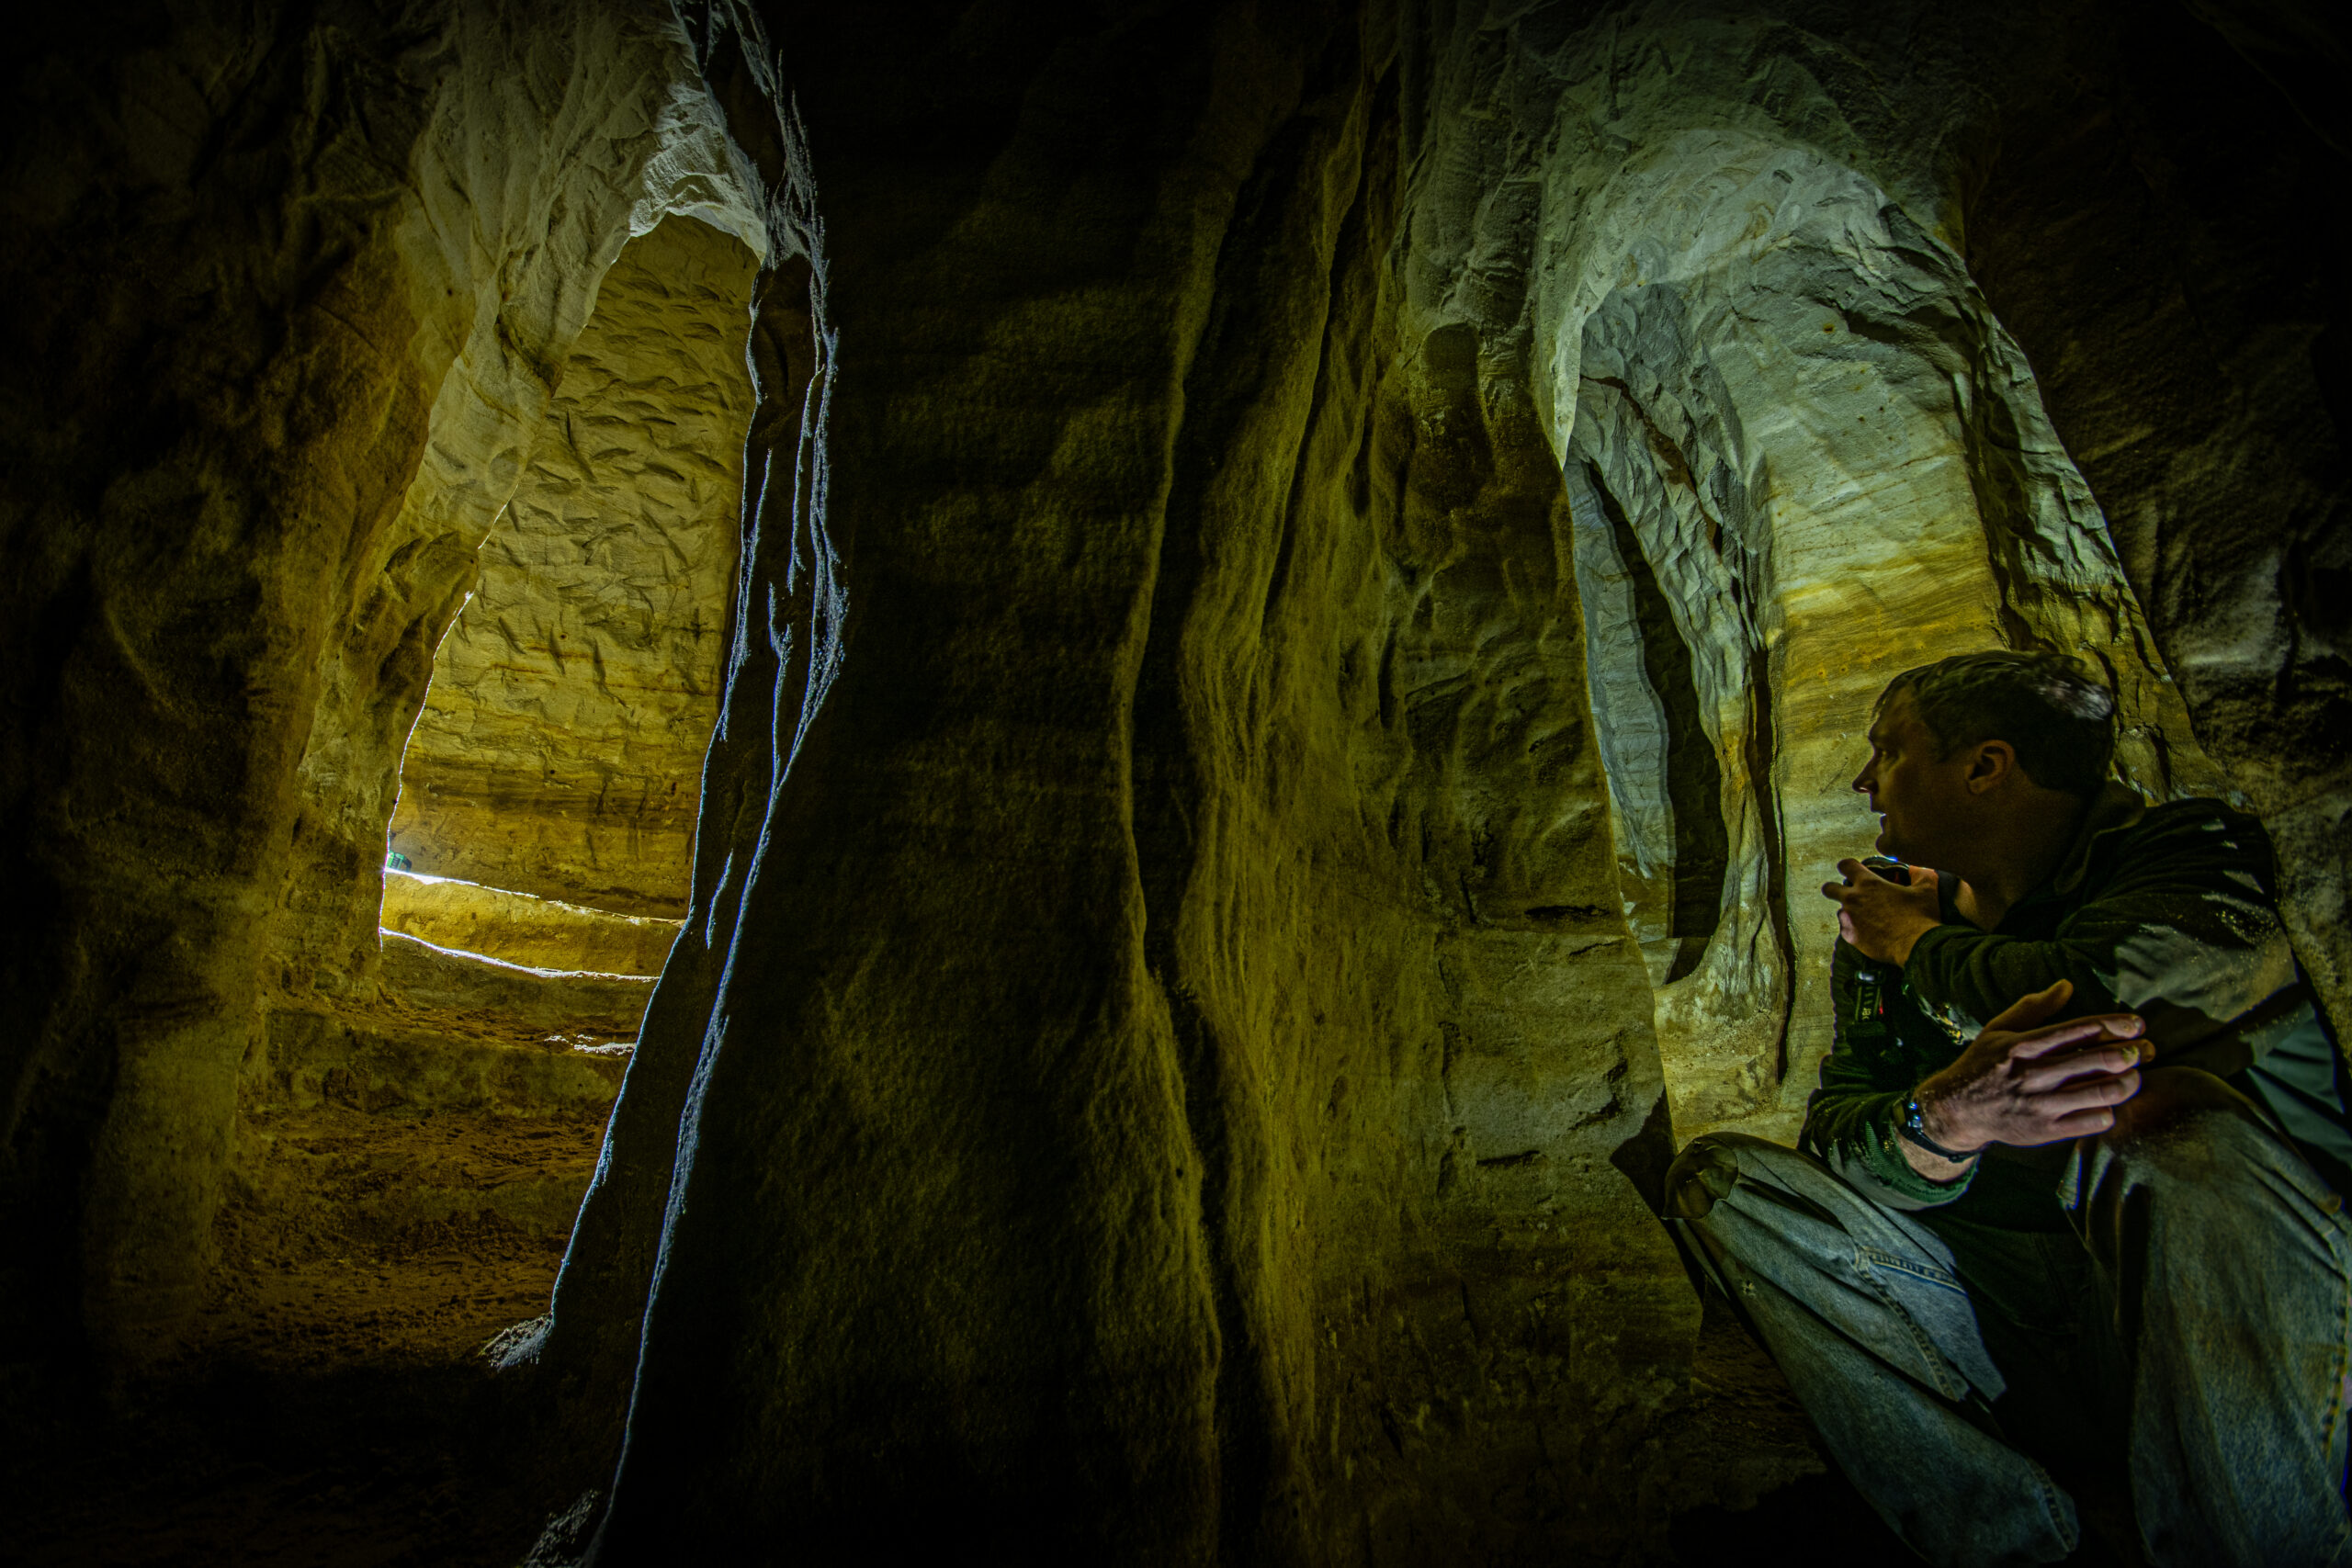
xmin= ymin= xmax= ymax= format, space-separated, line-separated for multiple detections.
xmin=1667 ymin=650 xmax=2352 ymax=1567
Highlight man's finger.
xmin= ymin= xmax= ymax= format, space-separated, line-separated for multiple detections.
xmin=1984 ymin=978 xmax=2074 ymax=1034
xmin=2003 ymin=1012 xmax=2145 ymax=1059
xmin=2043 ymin=1070 xmax=2143 ymax=1119
xmin=1820 ymin=879 xmax=1853 ymax=904
xmin=2020 ymin=1078 xmax=2148 ymax=1145
xmin=2016 ymin=1045 xmax=2145 ymax=1091
xmin=2044 ymin=1105 xmax=2121 ymax=1139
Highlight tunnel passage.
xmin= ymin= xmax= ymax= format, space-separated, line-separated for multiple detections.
xmin=387 ymin=217 xmax=752 ymax=927
xmin=208 ymin=215 xmax=760 ymax=1363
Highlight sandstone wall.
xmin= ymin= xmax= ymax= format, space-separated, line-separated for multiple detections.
xmin=388 ymin=214 xmax=758 ymax=919
xmin=1400 ymin=3 xmax=2224 ymax=1145
xmin=1962 ymin=0 xmax=2352 ymax=1043
xmin=0 ymin=0 xmax=761 ymax=1374
xmin=380 ymin=871 xmax=682 ymax=976
xmin=569 ymin=6 xmax=1689 ymax=1561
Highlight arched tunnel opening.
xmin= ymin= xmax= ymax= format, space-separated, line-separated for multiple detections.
xmin=207 ymin=213 xmax=759 ymax=1367
xmin=4 ymin=4 xmax=2348 ymax=1565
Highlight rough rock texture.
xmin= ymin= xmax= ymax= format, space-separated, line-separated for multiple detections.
xmin=0 ymin=0 xmax=761 ymax=1374
xmin=1401 ymin=5 xmax=2225 ymax=1142
xmin=389 ymin=214 xmax=758 ymax=919
xmin=1961 ymin=0 xmax=2352 ymax=1044
xmin=549 ymin=4 xmax=2341 ymax=1562
xmin=563 ymin=7 xmax=1690 ymax=1562
xmin=210 ymin=977 xmax=628 ymax=1371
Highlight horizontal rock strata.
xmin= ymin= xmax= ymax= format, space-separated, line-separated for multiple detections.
xmin=380 ymin=870 xmax=683 ymax=978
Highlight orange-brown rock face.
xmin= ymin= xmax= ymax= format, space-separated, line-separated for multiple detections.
xmin=389 ymin=214 xmax=758 ymax=918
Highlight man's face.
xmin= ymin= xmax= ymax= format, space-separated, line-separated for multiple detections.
xmin=1851 ymin=694 xmax=1975 ymax=866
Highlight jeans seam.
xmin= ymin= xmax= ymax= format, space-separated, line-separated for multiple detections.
xmin=1856 ymin=1245 xmax=1965 ymax=1292
xmin=1854 ymin=1244 xmax=1974 ymax=1401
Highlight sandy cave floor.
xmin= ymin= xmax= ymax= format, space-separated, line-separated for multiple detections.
xmin=2 ymin=973 xmax=1914 ymax=1567
xmin=4 ymin=1265 xmax=1921 ymax=1568
xmin=6 ymin=1240 xmax=566 ymax=1568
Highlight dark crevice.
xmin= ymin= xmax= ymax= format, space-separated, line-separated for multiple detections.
xmin=1129 ymin=114 xmax=1332 ymax=1568
xmin=1579 ymin=462 xmax=1727 ymax=980
xmin=1745 ymin=645 xmax=1799 ymax=1083
xmin=1608 ymin=1089 xmax=1678 ymax=1213
xmin=1589 ymin=376 xmax=1726 ymax=556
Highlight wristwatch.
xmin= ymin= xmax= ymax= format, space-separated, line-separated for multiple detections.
xmin=1896 ymin=1094 xmax=1978 ymax=1162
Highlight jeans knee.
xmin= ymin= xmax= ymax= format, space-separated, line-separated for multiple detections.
xmin=2093 ymin=1066 xmax=2313 ymax=1199
xmin=1667 ymin=1133 xmax=1757 ymax=1222
xmin=2102 ymin=1068 xmax=2262 ymax=1164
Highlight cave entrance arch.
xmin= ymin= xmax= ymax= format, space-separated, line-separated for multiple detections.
xmin=217 ymin=213 xmax=762 ymax=1360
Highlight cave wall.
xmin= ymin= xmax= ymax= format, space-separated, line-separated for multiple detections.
xmin=0 ymin=0 xmax=761 ymax=1375
xmin=541 ymin=6 xmax=1696 ymax=1561
xmin=389 ymin=212 xmax=759 ymax=919
xmin=1397 ymin=4 xmax=2226 ymax=1143
xmin=1962 ymin=0 xmax=2352 ymax=1043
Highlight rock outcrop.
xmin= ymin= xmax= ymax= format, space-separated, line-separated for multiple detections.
xmin=380 ymin=871 xmax=682 ymax=977
xmin=1962 ymin=0 xmax=2352 ymax=1044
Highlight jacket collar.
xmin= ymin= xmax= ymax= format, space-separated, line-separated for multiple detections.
xmin=2047 ymin=782 xmax=2149 ymax=898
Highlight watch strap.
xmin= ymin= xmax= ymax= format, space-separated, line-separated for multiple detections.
xmin=1896 ymin=1096 xmax=1979 ymax=1162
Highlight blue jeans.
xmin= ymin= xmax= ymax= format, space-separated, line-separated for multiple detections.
xmin=1668 ymin=1069 xmax=2352 ymax=1565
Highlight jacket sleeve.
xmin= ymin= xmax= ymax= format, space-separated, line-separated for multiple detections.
xmin=1801 ymin=938 xmax=1981 ymax=1209
xmin=1899 ymin=807 xmax=2300 ymax=1055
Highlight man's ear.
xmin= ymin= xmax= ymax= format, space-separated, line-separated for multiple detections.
xmin=1964 ymin=739 xmax=2018 ymax=794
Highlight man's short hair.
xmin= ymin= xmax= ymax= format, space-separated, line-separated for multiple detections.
xmin=1876 ymin=650 xmax=2117 ymax=796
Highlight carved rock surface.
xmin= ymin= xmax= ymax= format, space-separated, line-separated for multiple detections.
xmin=1962 ymin=0 xmax=2352 ymax=1038
xmin=390 ymin=214 xmax=756 ymax=918
xmin=579 ymin=13 xmax=1694 ymax=1563
xmin=575 ymin=4 xmax=2343 ymax=1560
xmin=1403 ymin=4 xmax=2222 ymax=1143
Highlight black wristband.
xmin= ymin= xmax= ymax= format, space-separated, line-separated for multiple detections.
xmin=1896 ymin=1095 xmax=1979 ymax=1163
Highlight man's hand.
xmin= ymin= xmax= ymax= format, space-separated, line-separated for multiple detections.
xmin=1900 ymin=979 xmax=2149 ymax=1181
xmin=1822 ymin=857 xmax=1944 ymax=965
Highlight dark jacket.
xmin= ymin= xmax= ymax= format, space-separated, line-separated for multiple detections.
xmin=1801 ymin=784 xmax=2349 ymax=1228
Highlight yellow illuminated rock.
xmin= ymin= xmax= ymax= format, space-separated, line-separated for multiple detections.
xmin=6 ymin=5 xmax=2345 ymax=1563
xmin=388 ymin=215 xmax=759 ymax=918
